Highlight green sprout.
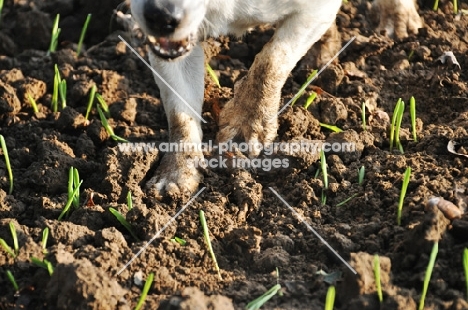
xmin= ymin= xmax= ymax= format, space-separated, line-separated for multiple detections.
xmin=303 ymin=91 xmax=318 ymax=109
xmin=397 ymin=167 xmax=411 ymax=226
xmin=0 ymin=238 xmax=15 ymax=258
xmin=85 ymin=84 xmax=97 ymax=121
xmin=199 ymin=210 xmax=222 ymax=280
xmin=320 ymin=150 xmax=328 ymax=205
xmin=58 ymin=180 xmax=83 ymax=221
xmin=463 ymin=248 xmax=468 ymax=300
xmin=0 ymin=0 xmax=4 ymax=26
xmin=9 ymin=222 xmax=18 ymax=256
xmin=48 ymin=14 xmax=61 ymax=55
xmin=206 ymin=64 xmax=220 ymax=88
xmin=433 ymin=0 xmax=439 ymax=11
xmin=96 ymin=93 xmax=110 ymax=117
xmin=51 ymin=64 xmax=60 ymax=112
xmin=27 ymin=93 xmax=39 ymax=113
xmin=134 ymin=272 xmax=154 ymax=310
xmin=31 ymin=257 xmax=54 ymax=276
xmin=390 ymin=98 xmax=405 ymax=153
xmin=361 ymin=101 xmax=366 ymax=131
xmin=0 ymin=135 xmax=13 ymax=194
xmin=319 ymin=123 xmax=343 ymax=133
xmin=76 ymin=14 xmax=92 ymax=56
xmin=246 ymin=268 xmax=281 ymax=310
xmin=171 ymin=236 xmax=187 ymax=246
xmin=109 ymin=207 xmax=139 ymax=240
xmin=59 ymin=79 xmax=67 ymax=109
xmin=410 ymin=96 xmax=417 ymax=142
xmin=97 ymin=105 xmax=128 ymax=142
xmin=324 ymin=286 xmax=335 ymax=310
xmin=454 ymin=0 xmax=458 ymax=14
xmin=419 ymin=242 xmax=439 ymax=310
xmin=68 ymin=167 xmax=80 ymax=208
xmin=358 ymin=166 xmax=365 ymax=186
xmin=336 ymin=193 xmax=357 ymax=207
xmin=41 ymin=227 xmax=49 ymax=254
xmin=291 ymin=69 xmax=318 ymax=106
xmin=6 ymin=270 xmax=19 ymax=291
xmin=127 ymin=190 xmax=133 ymax=210
xmin=373 ymin=255 xmax=383 ymax=303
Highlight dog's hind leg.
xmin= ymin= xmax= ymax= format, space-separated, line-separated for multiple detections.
xmin=217 ymin=1 xmax=342 ymax=154
xmin=146 ymin=45 xmax=205 ymax=200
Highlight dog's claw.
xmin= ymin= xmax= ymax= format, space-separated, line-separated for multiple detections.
xmin=374 ymin=0 xmax=422 ymax=39
xmin=146 ymin=152 xmax=203 ymax=200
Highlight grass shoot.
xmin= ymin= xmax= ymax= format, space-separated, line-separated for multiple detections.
xmin=6 ymin=270 xmax=19 ymax=291
xmin=319 ymin=123 xmax=343 ymax=133
xmin=320 ymin=150 xmax=328 ymax=205
xmin=85 ymin=84 xmax=97 ymax=121
xmin=463 ymin=248 xmax=468 ymax=300
xmin=109 ymin=207 xmax=139 ymax=240
xmin=48 ymin=14 xmax=61 ymax=55
xmin=336 ymin=193 xmax=357 ymax=207
xmin=397 ymin=167 xmax=411 ymax=225
xmin=127 ymin=190 xmax=133 ymax=210
xmin=76 ymin=14 xmax=92 ymax=56
xmin=303 ymin=91 xmax=318 ymax=109
xmin=246 ymin=268 xmax=281 ymax=310
xmin=419 ymin=242 xmax=439 ymax=310
xmin=171 ymin=236 xmax=187 ymax=245
xmin=0 ymin=135 xmax=13 ymax=194
xmin=68 ymin=167 xmax=80 ymax=208
xmin=361 ymin=101 xmax=366 ymax=131
xmin=410 ymin=96 xmax=417 ymax=142
xmin=95 ymin=93 xmax=110 ymax=117
xmin=31 ymin=257 xmax=54 ymax=276
xmin=134 ymin=272 xmax=154 ymax=310
xmin=9 ymin=222 xmax=18 ymax=256
xmin=97 ymin=105 xmax=128 ymax=142
xmin=58 ymin=180 xmax=83 ymax=221
xmin=206 ymin=64 xmax=221 ymax=88
xmin=59 ymin=78 xmax=67 ymax=109
xmin=27 ymin=93 xmax=39 ymax=113
xmin=199 ymin=210 xmax=222 ymax=280
xmin=0 ymin=238 xmax=15 ymax=258
xmin=373 ymin=255 xmax=383 ymax=303
xmin=324 ymin=286 xmax=335 ymax=310
xmin=358 ymin=166 xmax=365 ymax=185
xmin=0 ymin=0 xmax=3 ymax=26
xmin=41 ymin=227 xmax=49 ymax=254
xmin=51 ymin=64 xmax=60 ymax=112
xmin=389 ymin=98 xmax=405 ymax=153
xmin=291 ymin=69 xmax=318 ymax=106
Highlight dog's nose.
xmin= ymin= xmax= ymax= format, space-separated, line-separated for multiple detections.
xmin=143 ymin=0 xmax=184 ymax=37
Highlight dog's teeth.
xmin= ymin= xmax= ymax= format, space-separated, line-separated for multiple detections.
xmin=177 ymin=46 xmax=184 ymax=53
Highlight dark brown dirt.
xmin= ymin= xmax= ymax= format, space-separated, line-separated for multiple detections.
xmin=1 ymin=1 xmax=468 ymax=309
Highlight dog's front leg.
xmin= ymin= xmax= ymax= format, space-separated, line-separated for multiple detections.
xmin=217 ymin=2 xmax=341 ymax=154
xmin=146 ymin=45 xmax=205 ymax=199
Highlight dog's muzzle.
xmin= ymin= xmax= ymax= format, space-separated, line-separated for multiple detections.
xmin=145 ymin=33 xmax=195 ymax=59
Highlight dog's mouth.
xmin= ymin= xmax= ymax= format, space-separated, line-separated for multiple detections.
xmin=146 ymin=34 xmax=195 ymax=59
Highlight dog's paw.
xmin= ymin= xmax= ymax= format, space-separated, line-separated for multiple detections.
xmin=217 ymin=85 xmax=278 ymax=156
xmin=374 ymin=0 xmax=422 ymax=39
xmin=146 ymin=152 xmax=203 ymax=200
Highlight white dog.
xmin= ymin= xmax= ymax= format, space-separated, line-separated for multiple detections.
xmin=129 ymin=0 xmax=422 ymax=199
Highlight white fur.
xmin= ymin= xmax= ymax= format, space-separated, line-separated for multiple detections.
xmin=130 ymin=0 xmax=422 ymax=198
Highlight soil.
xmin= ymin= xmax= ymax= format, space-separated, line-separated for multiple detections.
xmin=1 ymin=0 xmax=468 ymax=309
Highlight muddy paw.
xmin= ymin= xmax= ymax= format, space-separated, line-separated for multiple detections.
xmin=146 ymin=152 xmax=203 ymax=200
xmin=217 ymin=79 xmax=279 ymax=156
xmin=374 ymin=0 xmax=422 ymax=39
